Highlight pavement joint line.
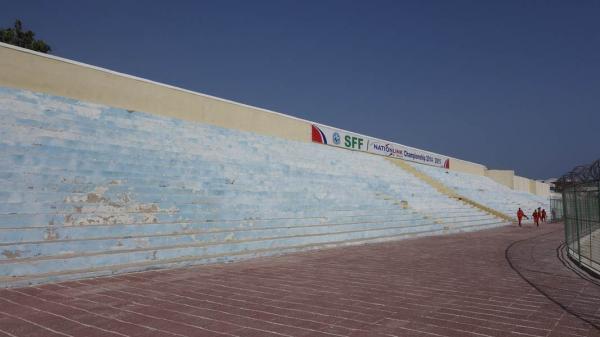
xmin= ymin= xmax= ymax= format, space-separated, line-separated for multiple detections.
xmin=428 ymin=311 xmax=551 ymax=332
xmin=0 ymin=327 xmax=18 ymax=337
xmin=390 ymin=325 xmax=451 ymax=337
xmin=49 ymin=285 xmax=298 ymax=337
xmin=77 ymin=280 xmax=358 ymax=329
xmin=115 ymin=277 xmax=379 ymax=325
xmin=0 ymin=310 xmax=74 ymax=337
xmin=196 ymin=267 xmax=515 ymax=297
xmin=13 ymin=286 xmax=244 ymax=337
xmin=176 ymin=278 xmax=404 ymax=311
xmin=116 ymin=262 xmax=564 ymax=330
xmin=70 ymin=279 xmax=355 ymax=336
xmin=0 ymin=302 xmax=97 ymax=337
xmin=23 ymin=284 xmax=265 ymax=337
xmin=422 ymin=314 xmax=506 ymax=335
xmin=97 ymin=282 xmax=383 ymax=333
xmin=193 ymin=269 xmax=544 ymax=308
xmin=9 ymin=287 xmax=187 ymax=337
xmin=160 ymin=278 xmax=384 ymax=319
xmin=547 ymin=311 xmax=567 ymax=337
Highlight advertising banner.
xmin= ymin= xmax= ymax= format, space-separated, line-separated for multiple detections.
xmin=311 ymin=124 xmax=368 ymax=152
xmin=311 ymin=124 xmax=449 ymax=169
xmin=368 ymin=141 xmax=404 ymax=159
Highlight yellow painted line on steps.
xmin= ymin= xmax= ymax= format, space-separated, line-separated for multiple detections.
xmin=386 ymin=158 xmax=514 ymax=223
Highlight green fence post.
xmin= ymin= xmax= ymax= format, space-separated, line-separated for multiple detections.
xmin=588 ymin=189 xmax=592 ymax=266
xmin=574 ymin=185 xmax=581 ymax=264
xmin=563 ymin=191 xmax=570 ymax=253
xmin=596 ymin=180 xmax=600 ymax=268
xmin=562 ymin=196 xmax=568 ymax=246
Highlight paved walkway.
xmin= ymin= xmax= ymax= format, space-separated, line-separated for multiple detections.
xmin=1 ymin=222 xmax=599 ymax=337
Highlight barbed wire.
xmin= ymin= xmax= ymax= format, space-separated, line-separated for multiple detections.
xmin=556 ymin=159 xmax=600 ymax=189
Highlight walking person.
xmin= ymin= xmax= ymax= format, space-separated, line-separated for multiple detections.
xmin=541 ymin=209 xmax=547 ymax=223
xmin=533 ymin=209 xmax=540 ymax=227
xmin=517 ymin=208 xmax=528 ymax=227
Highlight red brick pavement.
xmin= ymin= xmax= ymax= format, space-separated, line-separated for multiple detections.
xmin=1 ymin=222 xmax=599 ymax=337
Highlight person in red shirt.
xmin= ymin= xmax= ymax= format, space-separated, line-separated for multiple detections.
xmin=533 ymin=209 xmax=540 ymax=227
xmin=517 ymin=208 xmax=528 ymax=227
xmin=541 ymin=209 xmax=547 ymax=223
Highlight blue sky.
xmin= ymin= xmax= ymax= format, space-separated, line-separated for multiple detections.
xmin=2 ymin=1 xmax=599 ymax=179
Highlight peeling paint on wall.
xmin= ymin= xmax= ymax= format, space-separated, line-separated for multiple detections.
xmin=62 ymin=184 xmax=178 ymax=226
xmin=44 ymin=226 xmax=59 ymax=241
xmin=2 ymin=250 xmax=22 ymax=259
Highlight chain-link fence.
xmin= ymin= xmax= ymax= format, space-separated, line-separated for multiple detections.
xmin=558 ymin=160 xmax=600 ymax=275
xmin=549 ymin=197 xmax=563 ymax=222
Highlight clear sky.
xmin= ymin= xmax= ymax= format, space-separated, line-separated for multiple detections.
xmin=2 ymin=1 xmax=599 ymax=179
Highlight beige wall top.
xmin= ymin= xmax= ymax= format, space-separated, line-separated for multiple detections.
xmin=485 ymin=170 xmax=515 ymax=189
xmin=485 ymin=170 xmax=550 ymax=197
xmin=530 ymin=180 xmax=550 ymax=198
xmin=513 ymin=176 xmax=531 ymax=193
xmin=450 ymin=159 xmax=486 ymax=176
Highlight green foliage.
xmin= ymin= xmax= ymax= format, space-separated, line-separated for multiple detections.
xmin=0 ymin=20 xmax=51 ymax=53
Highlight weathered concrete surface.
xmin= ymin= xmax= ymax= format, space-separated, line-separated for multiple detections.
xmin=1 ymin=86 xmax=509 ymax=286
xmin=0 ymin=222 xmax=598 ymax=337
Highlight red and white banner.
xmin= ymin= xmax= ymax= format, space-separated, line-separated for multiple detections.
xmin=311 ymin=124 xmax=449 ymax=169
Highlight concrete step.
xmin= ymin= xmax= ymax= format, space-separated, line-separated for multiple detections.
xmin=0 ymin=211 xmax=425 ymax=243
xmin=0 ymin=218 xmax=435 ymax=261
xmin=0 ymin=222 xmax=445 ymax=278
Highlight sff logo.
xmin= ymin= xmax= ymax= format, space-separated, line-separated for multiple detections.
xmin=333 ymin=132 xmax=341 ymax=145
xmin=344 ymin=135 xmax=364 ymax=150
